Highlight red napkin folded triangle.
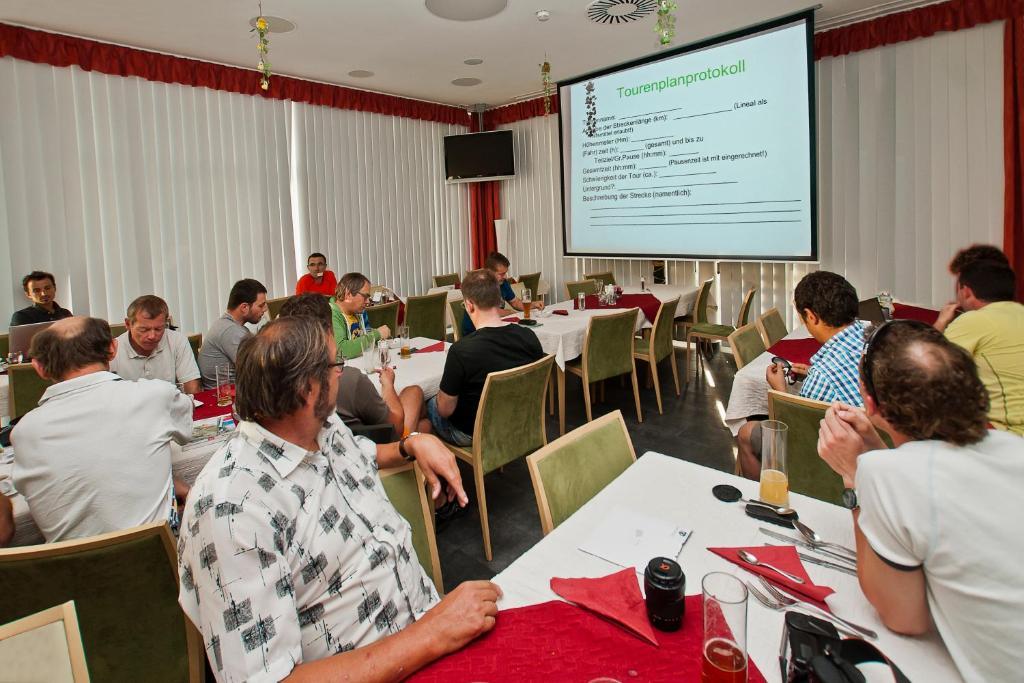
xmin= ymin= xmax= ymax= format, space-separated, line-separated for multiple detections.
xmin=502 ymin=315 xmax=521 ymax=323
xmin=413 ymin=341 xmax=446 ymax=353
xmin=708 ymin=545 xmax=835 ymax=611
xmin=550 ymin=568 xmax=659 ymax=646
xmin=551 ymin=309 xmax=569 ymax=316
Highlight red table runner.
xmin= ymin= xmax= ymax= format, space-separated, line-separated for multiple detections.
xmin=766 ymin=337 xmax=822 ymax=366
xmin=578 ymin=293 xmax=662 ymax=324
xmin=192 ymin=386 xmax=234 ymax=421
xmin=410 ymin=599 xmax=766 ymax=682
xmin=892 ymin=302 xmax=939 ymax=325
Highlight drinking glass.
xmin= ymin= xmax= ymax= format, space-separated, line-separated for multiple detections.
xmin=6 ymin=352 xmax=22 ymax=366
xmin=397 ymin=324 xmax=411 ymax=359
xmin=701 ymin=572 xmax=748 ymax=683
xmin=375 ymin=338 xmax=391 ymax=373
xmin=215 ymin=364 xmax=233 ymax=407
xmin=521 ymin=287 xmax=532 ymax=320
xmin=759 ymin=420 xmax=789 ymax=506
xmin=594 ymin=279 xmax=604 ymax=305
xmin=359 ymin=334 xmax=373 ymax=359
xmin=577 ymin=292 xmax=587 ymax=311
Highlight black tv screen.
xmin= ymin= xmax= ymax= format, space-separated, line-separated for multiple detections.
xmin=443 ymin=130 xmax=515 ymax=183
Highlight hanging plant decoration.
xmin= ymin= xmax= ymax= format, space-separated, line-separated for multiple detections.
xmin=251 ymin=5 xmax=272 ymax=90
xmin=655 ymin=0 xmax=677 ymax=46
xmin=541 ymin=60 xmax=553 ymax=115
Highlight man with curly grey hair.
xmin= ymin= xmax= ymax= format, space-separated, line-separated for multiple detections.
xmin=817 ymin=320 xmax=1024 ymax=682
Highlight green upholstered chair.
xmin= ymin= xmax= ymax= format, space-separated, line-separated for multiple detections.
xmin=566 ymin=308 xmax=643 ymax=424
xmin=405 ymin=292 xmax=447 ymax=341
xmin=564 ymin=279 xmax=598 ymax=301
xmin=756 ymin=308 xmax=789 ymax=348
xmin=685 ymin=284 xmax=756 ymax=384
xmin=444 ymin=354 xmax=555 ymax=561
xmin=265 ymin=296 xmax=289 ymax=321
xmin=380 ymin=463 xmax=444 ymax=593
xmin=9 ymin=364 xmax=52 ymax=419
xmin=0 ymin=333 xmax=8 ymax=360
xmin=108 ymin=323 xmax=127 ymax=339
xmin=0 ymin=522 xmax=205 ymax=682
xmin=527 ymin=410 xmax=637 ymax=535
xmin=517 ymin=272 xmax=541 ymax=299
xmin=432 ymin=272 xmax=461 ymax=288
xmin=0 ymin=601 xmax=90 ymax=682
xmin=767 ymin=390 xmax=844 ymax=505
xmin=632 ymin=296 xmax=681 ymax=414
xmin=583 ymin=270 xmax=615 ymax=286
xmin=674 ymin=277 xmax=713 ymax=343
xmin=727 ymin=323 xmax=767 ymax=370
xmin=448 ymin=298 xmax=468 ymax=342
xmin=366 ymin=301 xmax=400 ymax=335
xmin=187 ymin=333 xmax=202 ymax=363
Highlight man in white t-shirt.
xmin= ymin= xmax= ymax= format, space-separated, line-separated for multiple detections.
xmin=110 ymin=295 xmax=201 ymax=394
xmin=11 ymin=317 xmax=192 ymax=542
xmin=816 ymin=320 xmax=1024 ymax=682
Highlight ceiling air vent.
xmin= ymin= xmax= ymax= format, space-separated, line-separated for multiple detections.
xmin=586 ymin=0 xmax=658 ymax=25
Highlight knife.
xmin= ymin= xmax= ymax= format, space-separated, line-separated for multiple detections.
xmin=758 ymin=527 xmax=858 ymax=567
xmin=765 ymin=543 xmax=858 ymax=576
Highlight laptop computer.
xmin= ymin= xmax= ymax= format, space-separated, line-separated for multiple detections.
xmin=858 ymin=298 xmax=888 ymax=325
xmin=8 ymin=320 xmax=56 ymax=358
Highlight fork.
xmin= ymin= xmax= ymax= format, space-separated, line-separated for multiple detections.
xmin=746 ymin=581 xmax=862 ymax=639
xmin=757 ymin=577 xmax=878 ymax=639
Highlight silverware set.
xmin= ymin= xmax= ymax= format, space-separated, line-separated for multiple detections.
xmin=747 ymin=577 xmax=878 ymax=640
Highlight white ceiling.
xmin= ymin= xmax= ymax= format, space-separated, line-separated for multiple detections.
xmin=2 ymin=0 xmax=906 ymax=107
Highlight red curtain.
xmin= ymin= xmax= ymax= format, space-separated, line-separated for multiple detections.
xmin=0 ymin=22 xmax=466 ymax=125
xmin=484 ymin=96 xmax=559 ymax=128
xmin=815 ymin=0 xmax=1024 ymax=59
xmin=1007 ymin=17 xmax=1024 ymax=301
xmin=467 ymin=115 xmax=502 ymax=268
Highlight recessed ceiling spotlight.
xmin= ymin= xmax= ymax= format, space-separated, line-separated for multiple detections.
xmin=425 ymin=0 xmax=507 ymax=22
xmin=536 ymin=10 xmax=551 ymax=22
xmin=451 ymin=77 xmax=483 ymax=86
xmin=247 ymin=15 xmax=296 ymax=33
xmin=348 ymin=70 xmax=374 ymax=78
xmin=464 ymin=58 xmax=484 ymax=66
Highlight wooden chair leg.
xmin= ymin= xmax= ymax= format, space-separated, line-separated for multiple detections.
xmin=548 ymin=368 xmax=555 ymax=416
xmin=583 ymin=379 xmax=593 ymax=423
xmin=670 ymin=350 xmax=681 ymax=396
xmin=474 ymin=460 xmax=492 ymax=561
xmin=630 ymin=367 xmax=643 ymax=423
xmin=651 ymin=359 xmax=664 ymax=415
xmin=557 ymin=367 xmax=566 ymax=436
xmin=646 ymin=363 xmax=654 ymax=389
xmin=685 ymin=333 xmax=693 ymax=385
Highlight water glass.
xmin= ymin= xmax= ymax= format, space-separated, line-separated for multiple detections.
xmin=577 ymin=292 xmax=587 ymax=311
xmin=701 ymin=572 xmax=748 ymax=683
xmin=759 ymin=420 xmax=789 ymax=506
xmin=215 ymin=364 xmax=233 ymax=407
xmin=375 ymin=338 xmax=391 ymax=373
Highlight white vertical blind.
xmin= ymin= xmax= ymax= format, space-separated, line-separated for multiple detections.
xmin=817 ymin=21 xmax=1004 ymax=307
xmin=288 ymin=103 xmax=470 ymax=298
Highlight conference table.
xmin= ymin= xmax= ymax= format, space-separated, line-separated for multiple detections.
xmin=345 ymin=336 xmax=450 ymax=400
xmin=490 ymin=452 xmax=959 ymax=682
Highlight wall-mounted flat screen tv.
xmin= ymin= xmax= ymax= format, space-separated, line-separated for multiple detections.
xmin=444 ymin=130 xmax=515 ymax=183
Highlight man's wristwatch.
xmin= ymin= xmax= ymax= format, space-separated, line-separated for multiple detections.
xmin=398 ymin=432 xmax=423 ymax=462
xmin=841 ymin=487 xmax=859 ymax=510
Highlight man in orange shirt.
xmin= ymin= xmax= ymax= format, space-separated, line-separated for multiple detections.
xmin=295 ymin=252 xmax=338 ymax=296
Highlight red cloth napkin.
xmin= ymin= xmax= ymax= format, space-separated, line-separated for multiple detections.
xmin=551 ymin=309 xmax=569 ymax=316
xmin=577 ymin=293 xmax=660 ymax=323
xmin=413 ymin=341 xmax=446 ymax=353
xmin=708 ymin=545 xmax=835 ymax=610
xmin=192 ymin=386 xmax=234 ymax=421
xmin=767 ymin=338 xmax=823 ymax=366
xmin=410 ymin=598 xmax=766 ymax=682
xmin=502 ymin=315 xmax=521 ymax=323
xmin=550 ymin=568 xmax=658 ymax=646
xmin=892 ymin=302 xmax=939 ymax=325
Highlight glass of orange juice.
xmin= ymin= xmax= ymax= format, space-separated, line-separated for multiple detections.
xmin=759 ymin=420 xmax=789 ymax=506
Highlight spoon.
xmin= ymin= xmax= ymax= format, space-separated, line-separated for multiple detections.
xmin=793 ymin=520 xmax=857 ymax=558
xmin=711 ymin=484 xmax=796 ymax=516
xmin=737 ymin=549 xmax=805 ymax=584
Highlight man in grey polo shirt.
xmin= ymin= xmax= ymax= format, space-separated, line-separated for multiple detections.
xmin=110 ymin=295 xmax=201 ymax=394
xmin=11 ymin=317 xmax=192 ymax=542
xmin=198 ymin=278 xmax=268 ymax=389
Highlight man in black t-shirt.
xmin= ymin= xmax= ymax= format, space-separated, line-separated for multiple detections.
xmin=10 ymin=270 xmax=72 ymax=327
xmin=427 ymin=269 xmax=544 ymax=446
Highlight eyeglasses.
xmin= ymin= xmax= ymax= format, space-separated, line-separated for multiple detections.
xmin=860 ymin=319 xmax=933 ymax=403
xmin=328 ymin=360 xmax=345 ymax=372
xmin=354 ymin=291 xmax=371 ymax=300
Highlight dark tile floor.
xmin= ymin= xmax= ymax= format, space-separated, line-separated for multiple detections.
xmin=437 ymin=347 xmax=740 ymax=593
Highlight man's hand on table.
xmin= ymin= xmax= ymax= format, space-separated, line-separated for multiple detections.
xmin=378 ymin=365 xmax=396 ymax=387
xmin=417 ymin=581 xmax=501 ymax=657
xmin=817 ymin=403 xmax=878 ymax=488
xmin=406 ymin=434 xmax=468 ymax=506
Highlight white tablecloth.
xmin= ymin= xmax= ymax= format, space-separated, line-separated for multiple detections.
xmin=345 ymin=337 xmax=449 ymax=400
xmin=724 ymin=326 xmax=814 ymax=436
xmin=494 ymin=452 xmax=959 ymax=683
xmin=530 ymin=301 xmax=647 ymax=370
xmin=619 ymin=283 xmax=709 ymax=318
xmin=0 ymin=373 xmax=8 ymax=422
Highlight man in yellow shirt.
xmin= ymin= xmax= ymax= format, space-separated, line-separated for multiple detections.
xmin=935 ymin=259 xmax=1024 ymax=435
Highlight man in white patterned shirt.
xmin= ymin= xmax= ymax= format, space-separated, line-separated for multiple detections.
xmin=737 ymin=271 xmax=866 ymax=478
xmin=177 ymin=316 xmax=499 ymax=682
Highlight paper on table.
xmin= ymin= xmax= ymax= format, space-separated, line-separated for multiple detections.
xmin=578 ymin=504 xmax=692 ymax=575
xmin=192 ymin=398 xmax=204 ymax=408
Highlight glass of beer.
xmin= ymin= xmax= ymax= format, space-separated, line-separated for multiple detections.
xmin=522 ymin=287 xmax=532 ymax=320
xmin=398 ymin=325 xmax=411 ymax=359
xmin=215 ymin=364 xmax=233 ymax=407
xmin=701 ymin=572 xmax=748 ymax=683
xmin=759 ymin=420 xmax=789 ymax=506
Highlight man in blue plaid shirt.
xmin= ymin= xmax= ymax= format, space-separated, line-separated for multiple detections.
xmin=738 ymin=271 xmax=866 ymax=478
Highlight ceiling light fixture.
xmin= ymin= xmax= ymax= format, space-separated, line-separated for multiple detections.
xmin=348 ymin=70 xmax=374 ymax=78
xmin=451 ymin=77 xmax=483 ymax=86
xmin=425 ymin=0 xmax=507 ymax=22
xmin=464 ymin=58 xmax=484 ymax=66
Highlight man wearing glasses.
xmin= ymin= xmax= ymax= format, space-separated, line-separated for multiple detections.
xmin=330 ymin=272 xmax=391 ymax=360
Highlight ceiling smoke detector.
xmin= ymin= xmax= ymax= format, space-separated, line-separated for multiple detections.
xmin=586 ymin=0 xmax=657 ymax=24
xmin=536 ymin=10 xmax=551 ymax=22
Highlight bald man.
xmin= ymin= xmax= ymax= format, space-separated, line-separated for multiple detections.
xmin=11 ymin=317 xmax=193 ymax=542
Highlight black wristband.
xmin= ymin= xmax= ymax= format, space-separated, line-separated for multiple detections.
xmin=398 ymin=433 xmax=419 ymax=462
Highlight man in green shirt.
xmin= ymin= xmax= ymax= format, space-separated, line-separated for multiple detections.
xmin=330 ymin=272 xmax=391 ymax=359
